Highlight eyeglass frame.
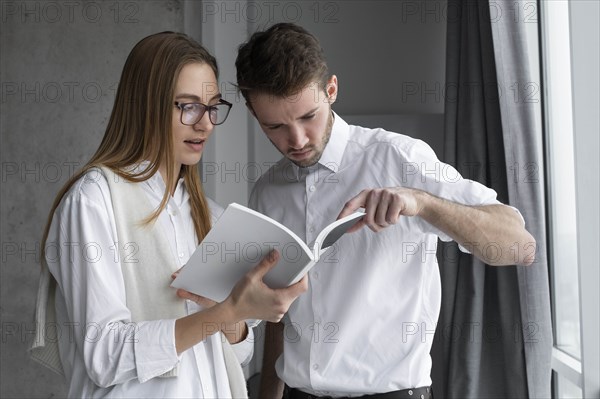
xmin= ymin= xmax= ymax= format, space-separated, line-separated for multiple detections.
xmin=174 ymin=98 xmax=233 ymax=126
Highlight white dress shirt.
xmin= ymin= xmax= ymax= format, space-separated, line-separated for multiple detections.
xmin=249 ymin=113 xmax=502 ymax=397
xmin=46 ymin=166 xmax=253 ymax=398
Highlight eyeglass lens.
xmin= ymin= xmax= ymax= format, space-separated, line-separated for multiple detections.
xmin=180 ymin=103 xmax=230 ymax=125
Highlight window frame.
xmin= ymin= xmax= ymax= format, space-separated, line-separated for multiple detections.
xmin=539 ymin=0 xmax=600 ymax=397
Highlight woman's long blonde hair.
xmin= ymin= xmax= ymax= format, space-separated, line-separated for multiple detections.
xmin=41 ymin=32 xmax=216 ymax=260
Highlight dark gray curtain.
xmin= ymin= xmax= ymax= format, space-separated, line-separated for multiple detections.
xmin=432 ymin=0 xmax=552 ymax=398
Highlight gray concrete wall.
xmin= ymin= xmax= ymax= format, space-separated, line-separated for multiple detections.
xmin=1 ymin=2 xmax=185 ymax=397
xmin=1 ymin=1 xmax=446 ymax=397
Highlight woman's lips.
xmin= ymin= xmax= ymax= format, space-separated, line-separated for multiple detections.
xmin=184 ymin=139 xmax=205 ymax=152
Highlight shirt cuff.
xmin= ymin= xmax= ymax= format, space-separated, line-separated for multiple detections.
xmin=230 ymin=322 xmax=254 ymax=367
xmin=133 ymin=319 xmax=180 ymax=383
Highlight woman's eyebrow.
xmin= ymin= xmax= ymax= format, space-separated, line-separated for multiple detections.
xmin=175 ymin=93 xmax=200 ymax=101
xmin=174 ymin=93 xmax=223 ymax=102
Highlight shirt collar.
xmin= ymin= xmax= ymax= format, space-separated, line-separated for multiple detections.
xmin=126 ymin=161 xmax=186 ymax=203
xmin=317 ymin=111 xmax=349 ymax=173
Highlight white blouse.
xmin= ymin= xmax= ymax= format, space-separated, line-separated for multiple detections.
xmin=46 ymin=167 xmax=253 ymax=398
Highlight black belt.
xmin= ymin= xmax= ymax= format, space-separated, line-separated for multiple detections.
xmin=284 ymin=386 xmax=433 ymax=399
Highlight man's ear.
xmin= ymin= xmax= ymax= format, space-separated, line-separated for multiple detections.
xmin=326 ymin=75 xmax=338 ymax=103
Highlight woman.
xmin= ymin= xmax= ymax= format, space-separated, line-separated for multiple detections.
xmin=31 ymin=31 xmax=306 ymax=398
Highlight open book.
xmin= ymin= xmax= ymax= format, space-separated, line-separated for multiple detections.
xmin=171 ymin=203 xmax=364 ymax=302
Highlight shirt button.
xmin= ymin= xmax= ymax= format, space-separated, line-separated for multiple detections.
xmin=313 ymin=272 xmax=319 ymax=279
xmin=312 ymin=363 xmax=319 ymax=370
xmin=309 ymin=227 xmax=315 ymax=233
xmin=309 ymin=185 xmax=316 ymax=192
xmin=179 ymin=253 xmax=184 ymax=258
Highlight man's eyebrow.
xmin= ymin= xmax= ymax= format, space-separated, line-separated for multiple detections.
xmin=298 ymin=107 xmax=319 ymax=119
xmin=261 ymin=106 xmax=320 ymax=127
xmin=175 ymin=93 xmax=222 ymax=102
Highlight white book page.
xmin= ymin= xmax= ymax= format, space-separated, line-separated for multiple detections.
xmin=172 ymin=203 xmax=313 ymax=302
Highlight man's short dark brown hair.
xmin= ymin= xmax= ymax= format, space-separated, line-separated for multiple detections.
xmin=236 ymin=23 xmax=329 ymax=102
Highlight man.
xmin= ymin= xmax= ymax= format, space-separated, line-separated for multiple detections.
xmin=236 ymin=23 xmax=535 ymax=399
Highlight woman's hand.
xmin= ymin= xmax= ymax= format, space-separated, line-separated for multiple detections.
xmin=171 ymin=250 xmax=307 ymax=347
xmin=171 ymin=271 xmax=249 ymax=344
xmin=223 ymin=250 xmax=308 ymax=323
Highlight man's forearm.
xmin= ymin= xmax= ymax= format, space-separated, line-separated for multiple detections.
xmin=416 ymin=191 xmax=536 ymax=266
xmin=259 ymin=321 xmax=285 ymax=399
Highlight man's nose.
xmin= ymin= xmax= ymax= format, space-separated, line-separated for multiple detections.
xmin=288 ymin=125 xmax=309 ymax=149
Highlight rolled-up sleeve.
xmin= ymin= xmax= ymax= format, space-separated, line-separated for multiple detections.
xmin=400 ymin=139 xmax=521 ymax=251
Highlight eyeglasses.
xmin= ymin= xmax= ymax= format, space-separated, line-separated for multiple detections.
xmin=174 ymin=99 xmax=233 ymax=126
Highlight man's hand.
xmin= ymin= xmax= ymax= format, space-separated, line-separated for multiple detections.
xmin=337 ymin=186 xmax=536 ymax=266
xmin=338 ymin=187 xmax=424 ymax=232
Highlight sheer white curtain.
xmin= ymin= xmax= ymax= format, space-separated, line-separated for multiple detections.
xmin=433 ymin=0 xmax=551 ymax=397
xmin=490 ymin=1 xmax=552 ymax=397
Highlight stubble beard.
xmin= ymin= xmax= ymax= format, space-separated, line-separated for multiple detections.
xmin=283 ymin=110 xmax=334 ymax=168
